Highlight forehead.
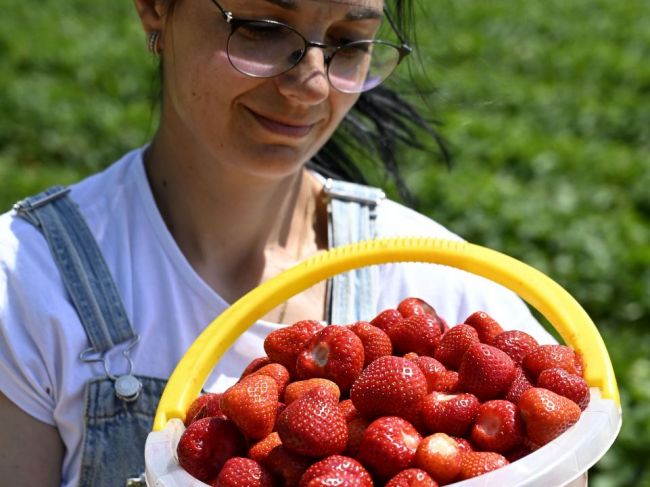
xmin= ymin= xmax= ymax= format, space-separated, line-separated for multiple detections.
xmin=260 ymin=0 xmax=384 ymax=12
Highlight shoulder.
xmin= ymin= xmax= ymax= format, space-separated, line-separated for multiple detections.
xmin=376 ymin=197 xmax=462 ymax=242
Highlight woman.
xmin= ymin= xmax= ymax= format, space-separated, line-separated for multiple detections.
xmin=0 ymin=0 xmax=559 ymax=485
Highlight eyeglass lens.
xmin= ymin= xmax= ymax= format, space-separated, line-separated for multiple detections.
xmin=226 ymin=22 xmax=401 ymax=93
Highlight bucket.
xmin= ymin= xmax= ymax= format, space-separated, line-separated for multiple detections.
xmin=144 ymin=237 xmax=622 ymax=486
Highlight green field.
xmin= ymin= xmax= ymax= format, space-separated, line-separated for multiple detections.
xmin=1 ymin=0 xmax=649 ymax=485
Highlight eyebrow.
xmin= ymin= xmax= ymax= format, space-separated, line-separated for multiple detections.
xmin=261 ymin=0 xmax=383 ymax=21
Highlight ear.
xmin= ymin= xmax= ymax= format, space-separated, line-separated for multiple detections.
xmin=133 ymin=0 xmax=168 ymax=37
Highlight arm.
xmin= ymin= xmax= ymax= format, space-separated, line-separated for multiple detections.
xmin=0 ymin=391 xmax=63 ymax=487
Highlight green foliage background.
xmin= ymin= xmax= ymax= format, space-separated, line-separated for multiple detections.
xmin=1 ymin=0 xmax=648 ymax=485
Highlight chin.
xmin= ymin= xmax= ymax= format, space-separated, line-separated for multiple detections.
xmin=240 ymin=144 xmax=314 ymax=179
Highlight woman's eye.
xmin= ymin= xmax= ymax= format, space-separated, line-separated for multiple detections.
xmin=237 ymin=22 xmax=291 ymax=41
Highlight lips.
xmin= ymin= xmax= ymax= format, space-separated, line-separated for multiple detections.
xmin=247 ymin=108 xmax=316 ymax=138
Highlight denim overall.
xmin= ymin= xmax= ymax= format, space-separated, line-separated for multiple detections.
xmin=14 ymin=178 xmax=384 ymax=486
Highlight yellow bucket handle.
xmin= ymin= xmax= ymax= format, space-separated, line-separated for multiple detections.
xmin=153 ymin=237 xmax=619 ymax=431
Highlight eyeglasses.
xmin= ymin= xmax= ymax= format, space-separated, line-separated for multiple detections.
xmin=209 ymin=0 xmax=412 ymax=93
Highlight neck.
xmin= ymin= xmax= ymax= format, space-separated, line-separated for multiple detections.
xmin=143 ymin=132 xmax=327 ymax=303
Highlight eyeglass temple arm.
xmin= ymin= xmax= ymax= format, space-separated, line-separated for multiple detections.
xmin=383 ymin=6 xmax=412 ymax=53
xmin=210 ymin=0 xmax=232 ymax=22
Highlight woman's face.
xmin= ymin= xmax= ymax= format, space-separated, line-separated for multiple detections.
xmin=158 ymin=0 xmax=384 ymax=180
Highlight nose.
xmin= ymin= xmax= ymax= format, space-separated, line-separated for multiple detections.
xmin=275 ymin=46 xmax=331 ymax=104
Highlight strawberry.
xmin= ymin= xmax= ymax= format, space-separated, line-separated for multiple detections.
xmin=491 ymin=330 xmax=539 ymax=365
xmin=264 ymin=320 xmax=325 ymax=376
xmin=505 ymin=444 xmax=533 ymax=462
xmin=397 ymin=297 xmax=438 ymax=317
xmin=299 ymin=455 xmax=373 ymax=487
xmin=212 ymin=457 xmax=274 ymax=487
xmin=248 ymin=432 xmax=283 ymax=464
xmin=414 ymin=433 xmax=462 ymax=485
xmin=420 ymin=391 xmax=479 ymax=437
xmin=240 ymin=356 xmax=272 ymax=379
xmin=389 ymin=314 xmax=443 ymax=356
xmin=177 ymin=417 xmax=246 ymax=483
xmin=250 ymin=363 xmax=291 ymax=397
xmin=348 ymin=321 xmax=393 ymax=366
xmin=264 ymin=445 xmax=313 ymax=487
xmin=338 ymin=399 xmax=360 ymax=422
xmin=304 ymin=474 xmax=369 ymax=486
xmin=370 ymin=308 xmax=403 ymax=333
xmin=457 ymin=343 xmax=516 ymax=400
xmin=537 ymin=367 xmax=590 ymax=410
xmin=284 ymin=378 xmax=340 ymax=405
xmin=523 ymin=344 xmax=584 ymax=380
xmin=220 ymin=374 xmax=279 ymax=439
xmin=470 ymin=400 xmax=524 ymax=453
xmin=457 ymin=451 xmax=509 ymax=480
xmin=344 ymin=416 xmax=370 ymax=457
xmin=434 ymin=324 xmax=480 ymax=370
xmin=357 ymin=416 xmax=422 ymax=480
xmin=184 ymin=392 xmax=225 ymax=426
xmin=429 ymin=370 xmax=459 ymax=393
xmin=296 ymin=325 xmax=365 ymax=391
xmin=277 ymin=386 xmax=348 ymax=457
xmin=464 ymin=311 xmax=504 ymax=345
xmin=518 ymin=387 xmax=582 ymax=446
xmin=385 ymin=468 xmax=438 ymax=486
xmin=350 ymin=355 xmax=428 ymax=419
xmin=505 ymin=367 xmax=535 ymax=404
xmin=409 ymin=355 xmax=447 ymax=393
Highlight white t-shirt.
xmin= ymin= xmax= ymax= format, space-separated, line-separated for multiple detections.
xmin=0 ymin=147 xmax=555 ymax=486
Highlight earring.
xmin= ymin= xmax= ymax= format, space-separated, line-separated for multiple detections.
xmin=147 ymin=31 xmax=161 ymax=55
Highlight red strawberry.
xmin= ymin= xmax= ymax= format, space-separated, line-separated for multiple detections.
xmin=518 ymin=387 xmax=582 ymax=446
xmin=389 ymin=314 xmax=443 ymax=356
xmin=350 ymin=355 xmax=428 ymax=419
xmin=248 ymin=432 xmax=282 ymax=464
xmin=357 ymin=416 xmax=422 ymax=479
xmin=492 ymin=330 xmax=539 ymax=365
xmin=212 ymin=457 xmax=274 ymax=487
xmin=284 ymin=378 xmax=341 ymax=405
xmin=429 ymin=370 xmax=459 ymax=393
xmin=464 ymin=311 xmax=504 ymax=345
xmin=344 ymin=416 xmax=371 ymax=457
xmin=304 ymin=474 xmax=369 ymax=486
xmin=370 ymin=308 xmax=403 ymax=333
xmin=505 ymin=367 xmax=535 ymax=404
xmin=470 ymin=400 xmax=524 ymax=453
xmin=177 ymin=417 xmax=246 ymax=483
xmin=348 ymin=321 xmax=393 ymax=366
xmin=434 ymin=324 xmax=480 ymax=370
xmin=250 ymin=363 xmax=291 ymax=397
xmin=264 ymin=320 xmax=325 ymax=376
xmin=240 ymin=356 xmax=272 ymax=379
xmin=537 ymin=367 xmax=590 ymax=410
xmin=296 ymin=325 xmax=365 ymax=391
xmin=523 ymin=344 xmax=584 ymax=380
xmin=277 ymin=386 xmax=348 ymax=457
xmin=457 ymin=343 xmax=516 ymax=400
xmin=220 ymin=374 xmax=279 ymax=439
xmin=420 ymin=391 xmax=479 ymax=437
xmin=338 ymin=399 xmax=360 ymax=422
xmin=414 ymin=433 xmax=462 ymax=485
xmin=396 ymin=297 xmax=435 ymax=316
xmin=505 ymin=444 xmax=533 ymax=462
xmin=409 ymin=355 xmax=447 ymax=393
xmin=457 ymin=451 xmax=509 ymax=480
xmin=385 ymin=468 xmax=438 ymax=486
xmin=184 ymin=392 xmax=225 ymax=426
xmin=299 ymin=455 xmax=373 ymax=487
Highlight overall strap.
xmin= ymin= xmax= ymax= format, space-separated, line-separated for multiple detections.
xmin=13 ymin=186 xmax=136 ymax=354
xmin=323 ymin=178 xmax=385 ymax=324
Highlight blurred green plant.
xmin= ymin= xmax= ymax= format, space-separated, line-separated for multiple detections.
xmin=1 ymin=0 xmax=649 ymax=485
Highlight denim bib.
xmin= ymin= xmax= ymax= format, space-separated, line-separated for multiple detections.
xmin=14 ymin=178 xmax=384 ymax=486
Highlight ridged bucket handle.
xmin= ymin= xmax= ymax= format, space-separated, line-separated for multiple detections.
xmin=153 ymin=237 xmax=619 ymax=431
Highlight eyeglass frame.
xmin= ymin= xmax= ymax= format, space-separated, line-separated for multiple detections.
xmin=208 ymin=0 xmax=413 ymax=90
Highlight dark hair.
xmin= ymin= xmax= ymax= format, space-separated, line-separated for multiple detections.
xmin=160 ymin=0 xmax=448 ymax=205
xmin=309 ymin=0 xmax=450 ymax=205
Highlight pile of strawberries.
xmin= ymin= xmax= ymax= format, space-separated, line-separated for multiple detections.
xmin=176 ymin=297 xmax=589 ymax=486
